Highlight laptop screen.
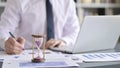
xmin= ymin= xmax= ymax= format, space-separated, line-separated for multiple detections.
xmin=72 ymin=16 xmax=120 ymax=53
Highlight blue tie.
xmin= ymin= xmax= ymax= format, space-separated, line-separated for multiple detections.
xmin=46 ymin=0 xmax=54 ymax=41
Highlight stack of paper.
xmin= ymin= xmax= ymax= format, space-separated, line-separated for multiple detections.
xmin=73 ymin=52 xmax=120 ymax=62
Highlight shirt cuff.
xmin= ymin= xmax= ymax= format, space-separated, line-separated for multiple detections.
xmin=0 ymin=37 xmax=9 ymax=50
xmin=61 ymin=37 xmax=73 ymax=47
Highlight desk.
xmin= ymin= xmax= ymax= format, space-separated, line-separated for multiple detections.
xmin=1 ymin=49 xmax=120 ymax=68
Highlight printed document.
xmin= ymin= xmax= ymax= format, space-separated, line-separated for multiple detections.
xmin=73 ymin=52 xmax=120 ymax=62
xmin=0 ymin=50 xmax=79 ymax=68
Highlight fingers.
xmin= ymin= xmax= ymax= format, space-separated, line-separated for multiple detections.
xmin=17 ymin=37 xmax=25 ymax=44
xmin=5 ymin=45 xmax=23 ymax=54
xmin=45 ymin=39 xmax=55 ymax=49
xmin=50 ymin=40 xmax=60 ymax=48
xmin=5 ymin=37 xmax=25 ymax=54
xmin=17 ymin=37 xmax=25 ymax=49
xmin=45 ymin=39 xmax=66 ymax=49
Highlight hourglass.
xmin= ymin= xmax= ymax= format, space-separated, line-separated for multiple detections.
xmin=31 ymin=34 xmax=46 ymax=63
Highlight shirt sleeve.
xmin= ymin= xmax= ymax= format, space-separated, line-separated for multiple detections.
xmin=0 ymin=0 xmax=21 ymax=49
xmin=61 ymin=0 xmax=80 ymax=46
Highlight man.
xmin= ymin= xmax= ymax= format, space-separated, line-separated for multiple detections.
xmin=0 ymin=0 xmax=80 ymax=54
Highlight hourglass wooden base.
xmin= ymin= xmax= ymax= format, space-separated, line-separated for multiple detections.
xmin=32 ymin=58 xmax=45 ymax=63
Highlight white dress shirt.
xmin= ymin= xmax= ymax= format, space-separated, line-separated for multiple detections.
xmin=0 ymin=0 xmax=80 ymax=49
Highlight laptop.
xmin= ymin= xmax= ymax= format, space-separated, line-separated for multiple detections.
xmin=50 ymin=16 xmax=120 ymax=54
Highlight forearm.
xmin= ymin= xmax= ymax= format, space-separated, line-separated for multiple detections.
xmin=0 ymin=0 xmax=21 ymax=49
xmin=61 ymin=0 xmax=80 ymax=46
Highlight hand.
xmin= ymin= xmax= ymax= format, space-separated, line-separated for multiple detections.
xmin=5 ymin=37 xmax=25 ymax=54
xmin=45 ymin=39 xmax=66 ymax=49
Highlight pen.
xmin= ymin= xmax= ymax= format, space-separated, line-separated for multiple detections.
xmin=9 ymin=32 xmax=15 ymax=38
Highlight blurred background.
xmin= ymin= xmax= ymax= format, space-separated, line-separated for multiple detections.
xmin=0 ymin=0 xmax=120 ymax=49
xmin=74 ymin=0 xmax=120 ymax=24
xmin=1 ymin=0 xmax=120 ymax=24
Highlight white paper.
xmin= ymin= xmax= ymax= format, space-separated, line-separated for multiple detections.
xmin=73 ymin=52 xmax=120 ymax=62
xmin=0 ymin=50 xmax=79 ymax=68
xmin=63 ymin=54 xmax=83 ymax=63
xmin=18 ymin=58 xmax=79 ymax=68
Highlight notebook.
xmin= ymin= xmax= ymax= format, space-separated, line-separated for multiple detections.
xmin=50 ymin=16 xmax=120 ymax=54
